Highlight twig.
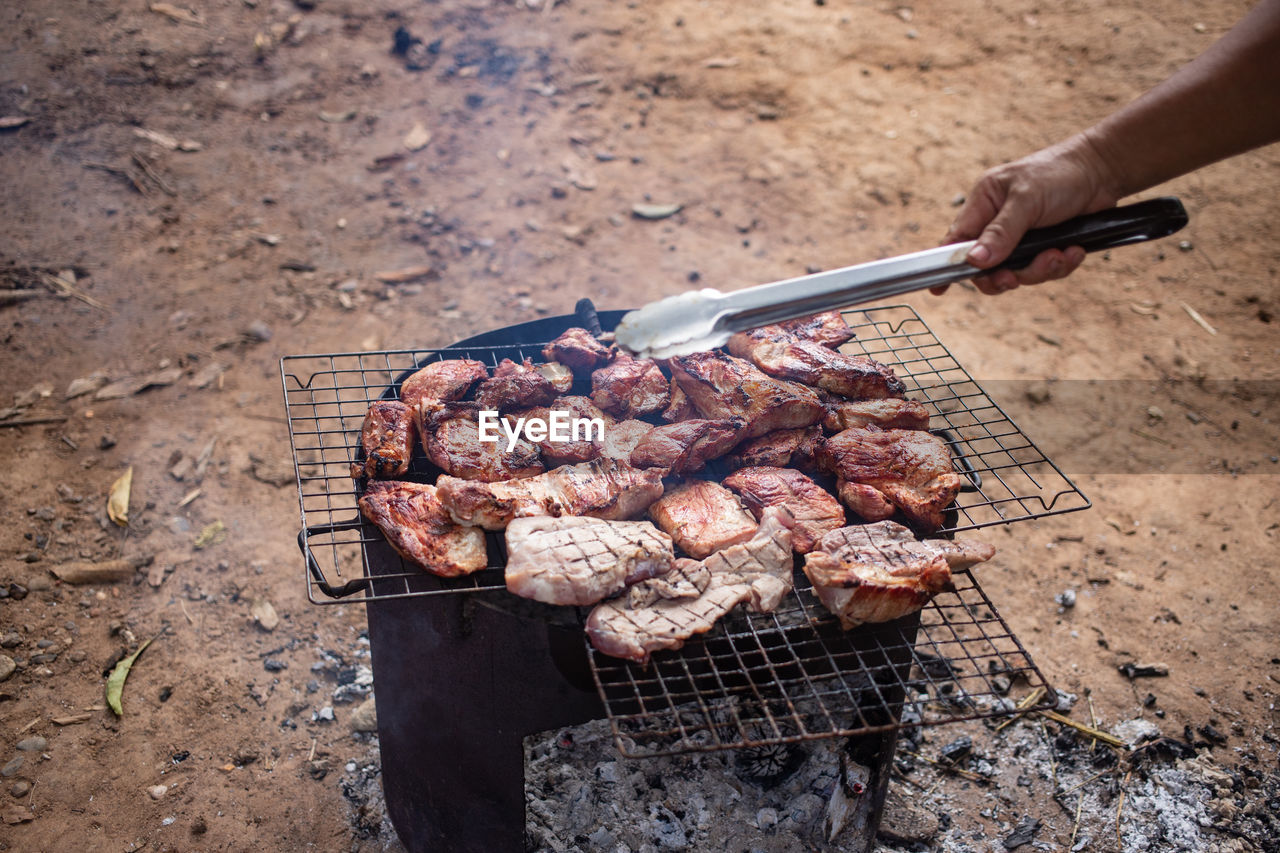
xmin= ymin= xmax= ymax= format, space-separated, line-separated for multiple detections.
xmin=1059 ymin=766 xmax=1118 ymax=797
xmin=1180 ymin=301 xmax=1217 ymax=335
xmin=1116 ymin=768 xmax=1133 ymax=844
xmin=84 ymin=161 xmax=152 ymax=196
xmin=179 ymin=598 xmax=194 ymax=625
xmin=18 ymin=716 xmax=41 ymax=734
xmin=1039 ymin=709 xmax=1128 ymax=750
xmin=1128 ymin=427 xmax=1171 ymax=446
xmin=994 ymin=685 xmax=1047 ymax=733
xmin=43 ymin=272 xmax=107 ymax=311
xmin=1070 ymin=790 xmax=1084 ymax=850
xmin=0 ymin=289 xmax=54 ymax=306
xmin=0 ymin=416 xmax=68 ymax=428
xmin=900 ymin=749 xmax=987 ymax=783
xmin=1039 ymin=719 xmax=1060 ymax=789
xmin=307 ymin=738 xmax=317 ymax=762
xmin=1087 ymin=693 xmax=1099 ymax=753
xmin=131 ymin=152 xmax=176 ymax=196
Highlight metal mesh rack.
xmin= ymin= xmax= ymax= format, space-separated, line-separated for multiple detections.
xmin=281 ymin=304 xmax=1089 ymax=604
xmin=588 ymin=566 xmax=1055 ymax=758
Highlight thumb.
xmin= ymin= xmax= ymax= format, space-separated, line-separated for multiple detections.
xmin=967 ymin=200 xmax=1035 ymax=269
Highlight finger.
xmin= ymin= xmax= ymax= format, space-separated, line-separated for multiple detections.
xmin=929 ymin=283 xmax=951 ymax=296
xmin=971 ymin=270 xmax=1021 ymax=295
xmin=1061 ymin=245 xmax=1087 ymax=276
xmin=944 ymin=179 xmax=1004 ymax=243
xmin=967 ymin=196 xmax=1037 ymax=269
xmin=1010 ymin=249 xmax=1069 ymax=285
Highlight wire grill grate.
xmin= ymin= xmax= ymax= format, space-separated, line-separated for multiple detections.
xmin=588 ymin=566 xmax=1056 ymax=757
xmin=280 ymin=304 xmax=1088 ymax=604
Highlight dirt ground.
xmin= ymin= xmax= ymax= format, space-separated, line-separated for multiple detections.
xmin=1 ymin=0 xmax=1277 ymax=851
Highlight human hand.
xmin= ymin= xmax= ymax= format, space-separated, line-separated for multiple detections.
xmin=935 ymin=134 xmax=1122 ymax=295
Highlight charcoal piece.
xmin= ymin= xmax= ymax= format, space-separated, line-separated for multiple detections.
xmin=939 ymin=735 xmax=972 ymax=763
xmin=1117 ymin=661 xmax=1169 ymax=679
xmin=1198 ymin=723 xmax=1228 ymax=744
xmin=915 ymin=650 xmax=959 ymax=680
xmin=1003 ymin=815 xmax=1041 ymax=849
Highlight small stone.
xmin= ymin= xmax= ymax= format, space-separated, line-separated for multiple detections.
xmin=306 ymin=679 xmax=320 ymax=693
xmin=314 ymin=706 xmax=335 ymax=722
xmin=30 ymin=653 xmax=58 ymax=665
xmin=1112 ymin=717 xmax=1160 ymax=746
xmin=7 ymin=584 xmax=28 ymax=601
xmin=99 ymin=434 xmax=117 ymax=450
xmin=951 ymin=192 xmax=966 ymax=206
xmin=991 ymin=675 xmax=1012 ymax=695
xmin=191 ymin=815 xmax=208 ymax=834
xmin=878 ymin=789 xmax=940 ymax=844
xmin=756 ymin=807 xmax=778 ymax=831
xmin=1055 ymin=589 xmax=1077 ymax=608
xmin=10 ymin=780 xmax=31 ymax=798
xmin=349 ymin=696 xmax=377 ymax=733
xmin=167 ymin=516 xmax=192 ymax=535
xmin=940 ymin=735 xmax=972 ymax=763
xmin=263 ymin=658 xmax=287 ymax=672
xmin=0 ymin=656 xmax=14 ymax=681
xmin=148 ymin=784 xmax=167 ymax=800
xmin=0 ymin=634 xmax=19 ymax=649
xmin=244 ymin=320 xmax=273 ymax=343
xmin=1178 ymin=240 xmax=1194 ymax=252
xmin=0 ymin=757 xmax=22 ymax=778
xmin=15 ymin=737 xmax=46 ymax=753
xmin=1025 ymin=382 xmax=1051 ymax=405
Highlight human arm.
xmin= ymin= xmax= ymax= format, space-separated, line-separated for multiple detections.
xmin=941 ymin=0 xmax=1280 ymax=294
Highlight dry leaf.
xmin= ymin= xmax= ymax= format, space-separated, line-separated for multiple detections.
xmin=403 ymin=122 xmax=432 ymax=151
xmin=106 ymin=636 xmax=155 ymax=716
xmin=251 ymin=597 xmax=280 ymax=631
xmin=2 ymin=805 xmax=35 ymax=825
xmin=0 ymin=116 xmax=30 ymax=130
xmin=374 ymin=265 xmax=434 ymax=284
xmin=52 ymin=713 xmax=93 ymax=726
xmin=632 ymin=203 xmax=682 ymax=220
xmin=108 ymin=467 xmax=133 ymax=527
xmin=51 ymin=555 xmax=151 ymax=584
xmin=149 ymin=2 xmax=205 ymax=26
xmin=194 ymin=520 xmax=227 ymax=549
xmin=65 ymin=372 xmax=110 ymax=400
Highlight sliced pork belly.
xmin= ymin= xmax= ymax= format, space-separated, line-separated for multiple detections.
xmin=629 ymin=418 xmax=743 ymax=474
xmin=723 ymin=466 xmax=846 ymax=553
xmin=725 ymin=425 xmax=824 ymax=474
xmin=668 ymin=351 xmax=823 ymax=440
xmin=802 ymin=522 xmax=993 ymax=628
xmin=504 ymin=516 xmax=675 ymax=606
xmin=590 ymin=352 xmax=671 ymax=418
xmin=353 ymin=400 xmax=417 ymax=479
xmin=419 ymin=402 xmax=544 ymax=482
xmin=474 ymin=358 xmax=559 ymax=412
xmin=436 ymin=458 xmax=665 ymax=531
xmin=647 ymin=479 xmax=758 ymax=560
xmin=358 ymin=481 xmax=487 ymax=577
xmin=585 ymin=508 xmax=795 ymax=663
xmin=398 ymin=359 xmax=489 ymax=409
xmin=818 ymin=427 xmax=962 ymax=531
xmin=542 ymin=326 xmax=615 ymax=373
xmin=823 ymin=398 xmax=930 ymax=433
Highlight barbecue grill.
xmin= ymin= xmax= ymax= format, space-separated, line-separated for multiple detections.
xmin=280 ymin=301 xmax=1090 ymax=852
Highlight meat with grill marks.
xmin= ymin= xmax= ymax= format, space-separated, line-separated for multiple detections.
xmin=661 ymin=376 xmax=696 ymax=422
xmin=818 ymin=427 xmax=962 ymax=531
xmin=629 ymin=418 xmax=744 ymax=474
xmin=728 ymin=330 xmax=906 ymax=400
xmin=436 ymin=457 xmax=665 ymax=531
xmin=723 ymin=466 xmax=846 ymax=553
xmin=585 ymin=507 xmax=795 ymax=663
xmin=823 ymin=398 xmax=930 ymax=433
xmin=418 ymin=402 xmax=544 ymax=482
xmin=474 ymin=358 xmax=559 ymax=412
xmin=591 ymin=352 xmax=671 ymax=418
xmin=399 ymin=359 xmax=489 ymax=409
xmin=668 ymin=351 xmax=823 ymax=440
xmin=647 ymin=479 xmax=759 ymax=559
xmin=775 ymin=311 xmax=855 ymax=349
xmin=358 ymin=481 xmax=488 ymax=577
xmin=725 ymin=425 xmax=823 ymax=474
xmin=353 ymin=400 xmax=417 ymax=479
xmin=504 ymin=516 xmax=675 ymax=606
xmin=803 ymin=522 xmax=994 ymax=628
xmin=512 ymin=396 xmax=610 ymax=466
xmin=542 ymin=327 xmax=615 ymax=374
xmin=594 ymin=419 xmax=654 ymax=462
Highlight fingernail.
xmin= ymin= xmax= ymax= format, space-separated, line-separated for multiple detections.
xmin=967 ymin=244 xmax=990 ymax=266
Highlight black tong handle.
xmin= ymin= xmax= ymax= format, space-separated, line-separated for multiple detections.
xmin=997 ymin=196 xmax=1188 ymax=271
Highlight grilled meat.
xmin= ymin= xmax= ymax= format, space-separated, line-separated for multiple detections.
xmin=647 ymin=479 xmax=758 ymax=559
xmin=775 ymin=311 xmax=856 ymax=348
xmin=594 ymin=419 xmax=655 ymax=461
xmin=662 ymin=376 xmax=696 ymax=422
xmin=512 ymin=396 xmax=610 ymax=466
xmin=725 ymin=425 xmax=823 ymax=474
xmin=358 ymin=481 xmax=488 ymax=577
xmin=353 ymin=400 xmax=417 ymax=479
xmin=418 ymin=401 xmax=544 ymax=482
xmin=474 ymin=358 xmax=559 ymax=412
xmin=803 ymin=522 xmax=994 ymax=628
xmin=629 ymin=418 xmax=744 ymax=474
xmin=723 ymin=466 xmax=846 ymax=553
xmin=399 ymin=359 xmax=488 ymax=409
xmin=818 ymin=427 xmax=962 ymax=531
xmin=728 ymin=331 xmax=906 ymax=400
xmin=835 ymin=481 xmax=897 ymax=522
xmin=624 ymin=559 xmax=711 ymax=609
xmin=668 ymin=351 xmax=823 ymax=440
xmin=537 ymin=361 xmax=574 ymax=394
xmin=591 ymin=352 xmax=671 ymax=418
xmin=436 ymin=457 xmax=665 ymax=531
xmin=504 ymin=516 xmax=675 ymax=606
xmin=542 ymin=326 xmax=615 ymax=373
xmin=586 ymin=508 xmax=795 ymax=663
xmin=823 ymin=398 xmax=930 ymax=433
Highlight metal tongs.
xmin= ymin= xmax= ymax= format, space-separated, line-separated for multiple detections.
xmin=614 ymin=197 xmax=1188 ymax=358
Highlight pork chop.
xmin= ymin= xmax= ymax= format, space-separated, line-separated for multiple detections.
xmin=818 ymin=427 xmax=962 ymax=531
xmin=629 ymin=418 xmax=744 ymax=474
xmin=398 ymin=359 xmax=489 ymax=409
xmin=647 ymin=479 xmax=759 ymax=559
xmin=723 ymin=466 xmax=846 ymax=553
xmin=358 ymin=481 xmax=488 ymax=577
xmin=668 ymin=350 xmax=823 ymax=440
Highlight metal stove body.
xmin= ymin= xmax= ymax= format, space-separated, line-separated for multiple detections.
xmin=281 ymin=303 xmax=1089 ymax=852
